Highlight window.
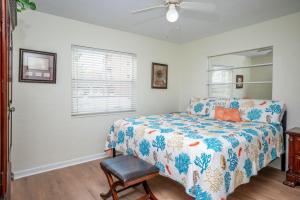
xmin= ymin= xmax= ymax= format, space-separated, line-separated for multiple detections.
xmin=209 ymin=70 xmax=232 ymax=98
xmin=72 ymin=45 xmax=137 ymax=115
xmin=211 ymin=70 xmax=232 ymax=83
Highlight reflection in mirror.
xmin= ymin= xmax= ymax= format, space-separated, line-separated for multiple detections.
xmin=208 ymin=47 xmax=273 ymax=99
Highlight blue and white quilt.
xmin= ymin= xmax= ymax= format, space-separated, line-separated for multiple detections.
xmin=105 ymin=112 xmax=283 ymax=200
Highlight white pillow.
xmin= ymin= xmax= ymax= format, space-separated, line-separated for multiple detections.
xmin=235 ymin=99 xmax=286 ymax=124
xmin=188 ymin=97 xmax=213 ymax=116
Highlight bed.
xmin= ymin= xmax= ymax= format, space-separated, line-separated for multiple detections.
xmin=105 ymin=98 xmax=286 ymax=200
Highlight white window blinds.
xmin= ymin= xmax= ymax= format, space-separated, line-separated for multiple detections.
xmin=72 ymin=45 xmax=137 ymax=115
xmin=209 ymin=70 xmax=233 ymax=98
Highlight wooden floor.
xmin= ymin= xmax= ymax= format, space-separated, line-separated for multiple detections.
xmin=12 ymin=159 xmax=300 ymax=200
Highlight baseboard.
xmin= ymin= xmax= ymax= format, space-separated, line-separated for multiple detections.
xmin=12 ymin=152 xmax=108 ymax=180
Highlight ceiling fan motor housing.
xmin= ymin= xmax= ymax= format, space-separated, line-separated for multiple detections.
xmin=166 ymin=0 xmax=183 ymax=6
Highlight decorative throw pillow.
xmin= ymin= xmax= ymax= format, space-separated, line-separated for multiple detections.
xmin=215 ymin=106 xmax=241 ymax=122
xmin=188 ymin=97 xmax=214 ymax=116
xmin=235 ymin=99 xmax=285 ymax=124
xmin=208 ymin=97 xmax=231 ymax=119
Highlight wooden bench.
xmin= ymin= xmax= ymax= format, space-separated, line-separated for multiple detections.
xmin=100 ymin=155 xmax=159 ymax=200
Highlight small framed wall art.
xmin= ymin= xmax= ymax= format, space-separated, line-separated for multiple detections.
xmin=236 ymin=74 xmax=244 ymax=89
xmin=19 ymin=49 xmax=57 ymax=83
xmin=151 ymin=62 xmax=168 ymax=89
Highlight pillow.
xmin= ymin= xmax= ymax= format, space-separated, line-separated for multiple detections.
xmin=188 ymin=97 xmax=214 ymax=116
xmin=208 ymin=97 xmax=231 ymax=119
xmin=215 ymin=106 xmax=241 ymax=122
xmin=233 ymin=99 xmax=285 ymax=124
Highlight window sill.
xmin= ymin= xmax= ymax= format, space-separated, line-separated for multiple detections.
xmin=71 ymin=110 xmax=137 ymax=118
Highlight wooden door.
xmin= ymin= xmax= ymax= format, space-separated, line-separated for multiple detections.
xmin=1 ymin=0 xmax=13 ymax=198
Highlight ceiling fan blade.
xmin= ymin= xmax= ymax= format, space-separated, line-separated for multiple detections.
xmin=132 ymin=5 xmax=166 ymax=14
xmin=131 ymin=13 xmax=166 ymax=28
xmin=180 ymin=8 xmax=220 ymax=22
xmin=181 ymin=2 xmax=216 ymax=12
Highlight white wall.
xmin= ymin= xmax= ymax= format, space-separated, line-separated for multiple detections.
xmin=12 ymin=11 xmax=181 ymax=172
xmin=179 ymin=12 xmax=300 ymax=129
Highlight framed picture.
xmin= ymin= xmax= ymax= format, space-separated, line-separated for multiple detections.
xmin=151 ymin=63 xmax=168 ymax=89
xmin=236 ymin=75 xmax=243 ymax=89
xmin=19 ymin=49 xmax=57 ymax=83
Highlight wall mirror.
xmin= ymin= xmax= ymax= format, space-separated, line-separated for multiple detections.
xmin=208 ymin=47 xmax=273 ymax=99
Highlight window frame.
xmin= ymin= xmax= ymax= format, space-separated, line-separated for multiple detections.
xmin=71 ymin=44 xmax=137 ymax=117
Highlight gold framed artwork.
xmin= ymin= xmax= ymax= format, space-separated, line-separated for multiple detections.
xmin=19 ymin=49 xmax=57 ymax=83
xmin=151 ymin=63 xmax=168 ymax=89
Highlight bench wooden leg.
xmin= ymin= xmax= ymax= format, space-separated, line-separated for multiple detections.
xmin=101 ymin=168 xmax=122 ymax=200
xmin=142 ymin=181 xmax=157 ymax=200
xmin=136 ymin=194 xmax=150 ymax=200
xmin=100 ymin=169 xmax=114 ymax=200
xmin=100 ymin=189 xmax=111 ymax=200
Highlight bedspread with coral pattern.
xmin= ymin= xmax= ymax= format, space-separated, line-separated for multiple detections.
xmin=105 ymin=112 xmax=283 ymax=200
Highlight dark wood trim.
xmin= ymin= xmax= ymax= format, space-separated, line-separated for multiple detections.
xmin=281 ymin=111 xmax=287 ymax=171
xmin=1 ymin=0 xmax=8 ymax=195
xmin=19 ymin=48 xmax=57 ymax=84
xmin=1 ymin=0 xmax=11 ymax=198
xmin=283 ymin=127 xmax=300 ymax=187
xmin=151 ymin=62 xmax=168 ymax=89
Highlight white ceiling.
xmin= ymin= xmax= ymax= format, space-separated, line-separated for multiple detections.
xmin=35 ymin=0 xmax=300 ymax=43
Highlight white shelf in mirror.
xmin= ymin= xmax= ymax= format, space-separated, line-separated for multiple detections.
xmin=207 ymin=81 xmax=272 ymax=86
xmin=208 ymin=62 xmax=273 ymax=72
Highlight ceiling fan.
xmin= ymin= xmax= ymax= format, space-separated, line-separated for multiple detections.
xmin=132 ymin=0 xmax=216 ymax=23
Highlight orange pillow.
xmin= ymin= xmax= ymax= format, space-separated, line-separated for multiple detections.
xmin=215 ymin=106 xmax=241 ymax=122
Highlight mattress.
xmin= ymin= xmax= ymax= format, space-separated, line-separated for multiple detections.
xmin=105 ymin=112 xmax=283 ymax=199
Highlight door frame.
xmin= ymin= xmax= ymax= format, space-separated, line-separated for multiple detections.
xmin=0 ymin=0 xmax=10 ymax=197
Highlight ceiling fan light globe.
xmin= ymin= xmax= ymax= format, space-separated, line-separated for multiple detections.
xmin=166 ymin=4 xmax=178 ymax=22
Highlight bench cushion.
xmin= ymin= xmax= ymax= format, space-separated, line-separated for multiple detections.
xmin=100 ymin=155 xmax=159 ymax=182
